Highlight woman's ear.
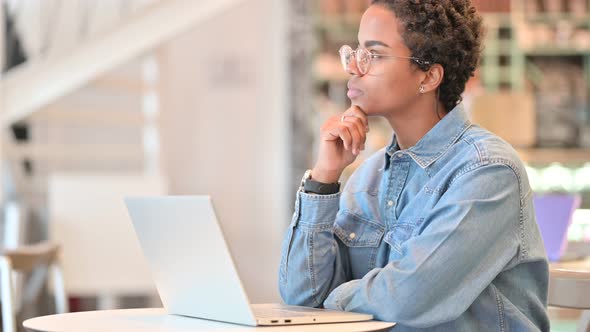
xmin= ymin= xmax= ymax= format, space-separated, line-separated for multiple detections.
xmin=420 ymin=64 xmax=444 ymax=93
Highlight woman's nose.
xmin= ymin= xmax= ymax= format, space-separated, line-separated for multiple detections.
xmin=346 ymin=54 xmax=361 ymax=76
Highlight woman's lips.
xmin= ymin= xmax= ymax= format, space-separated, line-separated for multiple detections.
xmin=347 ymin=88 xmax=363 ymax=99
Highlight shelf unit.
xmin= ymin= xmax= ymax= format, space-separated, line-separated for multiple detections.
xmin=477 ymin=0 xmax=590 ymax=162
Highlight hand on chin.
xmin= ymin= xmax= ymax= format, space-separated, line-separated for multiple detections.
xmin=350 ymin=101 xmax=370 ymax=116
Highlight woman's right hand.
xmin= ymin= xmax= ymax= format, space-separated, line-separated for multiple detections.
xmin=311 ymin=105 xmax=369 ymax=184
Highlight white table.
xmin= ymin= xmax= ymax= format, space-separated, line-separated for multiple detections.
xmin=23 ymin=308 xmax=396 ymax=332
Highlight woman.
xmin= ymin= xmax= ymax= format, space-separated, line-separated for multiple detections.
xmin=279 ymin=1 xmax=550 ymax=331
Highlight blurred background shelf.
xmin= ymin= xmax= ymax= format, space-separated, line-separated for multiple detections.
xmin=523 ymin=48 xmax=590 ymax=56
xmin=524 ymin=14 xmax=590 ymax=26
xmin=518 ymin=148 xmax=590 ymax=164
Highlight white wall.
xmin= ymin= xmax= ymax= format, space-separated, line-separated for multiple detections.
xmin=0 ymin=0 xmax=4 ymax=204
xmin=158 ymin=0 xmax=288 ymax=303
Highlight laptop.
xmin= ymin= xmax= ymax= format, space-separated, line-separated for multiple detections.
xmin=124 ymin=195 xmax=374 ymax=326
xmin=533 ymin=193 xmax=581 ymax=262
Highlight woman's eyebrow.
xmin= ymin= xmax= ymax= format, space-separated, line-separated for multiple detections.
xmin=363 ymin=40 xmax=390 ymax=48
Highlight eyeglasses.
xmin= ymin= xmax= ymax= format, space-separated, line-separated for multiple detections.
xmin=338 ymin=45 xmax=430 ymax=75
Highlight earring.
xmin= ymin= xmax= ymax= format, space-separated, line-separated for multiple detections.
xmin=419 ymin=85 xmax=425 ymax=94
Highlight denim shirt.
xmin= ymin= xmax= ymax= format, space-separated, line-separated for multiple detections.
xmin=279 ymin=104 xmax=550 ymax=331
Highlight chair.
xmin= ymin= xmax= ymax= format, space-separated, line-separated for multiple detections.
xmin=48 ymin=173 xmax=165 ymax=309
xmin=549 ymin=266 xmax=590 ymax=332
xmin=0 ymin=241 xmax=68 ymax=332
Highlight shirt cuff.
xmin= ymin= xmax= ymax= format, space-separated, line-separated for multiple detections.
xmin=296 ymin=191 xmax=340 ymax=226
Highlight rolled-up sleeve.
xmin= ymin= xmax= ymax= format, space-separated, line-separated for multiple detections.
xmin=323 ymin=164 xmax=522 ymax=327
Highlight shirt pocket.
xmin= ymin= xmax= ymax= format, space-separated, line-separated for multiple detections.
xmin=333 ymin=212 xmax=385 ymax=279
xmin=334 ymin=212 xmax=385 ymax=247
xmin=384 ymin=218 xmax=424 ymax=257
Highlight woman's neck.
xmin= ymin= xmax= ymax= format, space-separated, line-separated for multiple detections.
xmin=385 ymin=99 xmax=447 ymax=150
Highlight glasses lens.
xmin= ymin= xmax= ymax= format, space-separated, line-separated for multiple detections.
xmin=356 ymin=48 xmax=371 ymax=75
xmin=339 ymin=45 xmax=353 ymax=72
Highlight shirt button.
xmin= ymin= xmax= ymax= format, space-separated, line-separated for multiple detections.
xmin=349 ymin=232 xmax=356 ymax=239
xmin=387 ymin=200 xmax=394 ymax=207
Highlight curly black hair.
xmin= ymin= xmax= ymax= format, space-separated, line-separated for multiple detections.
xmin=371 ymin=0 xmax=483 ymax=112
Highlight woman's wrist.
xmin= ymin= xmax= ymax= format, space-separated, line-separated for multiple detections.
xmin=310 ymin=167 xmax=342 ymax=184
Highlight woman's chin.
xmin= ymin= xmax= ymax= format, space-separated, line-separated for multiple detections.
xmin=351 ymin=101 xmax=367 ymax=112
xmin=351 ymin=102 xmax=374 ymax=116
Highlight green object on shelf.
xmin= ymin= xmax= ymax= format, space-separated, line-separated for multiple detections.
xmin=480 ymin=13 xmax=524 ymax=91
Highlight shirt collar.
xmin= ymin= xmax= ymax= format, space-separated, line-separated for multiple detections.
xmin=384 ymin=103 xmax=472 ymax=169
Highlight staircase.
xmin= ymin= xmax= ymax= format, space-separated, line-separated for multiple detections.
xmin=3 ymin=57 xmax=157 ymax=211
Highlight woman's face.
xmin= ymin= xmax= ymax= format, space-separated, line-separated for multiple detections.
xmin=348 ymin=5 xmax=424 ymax=116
